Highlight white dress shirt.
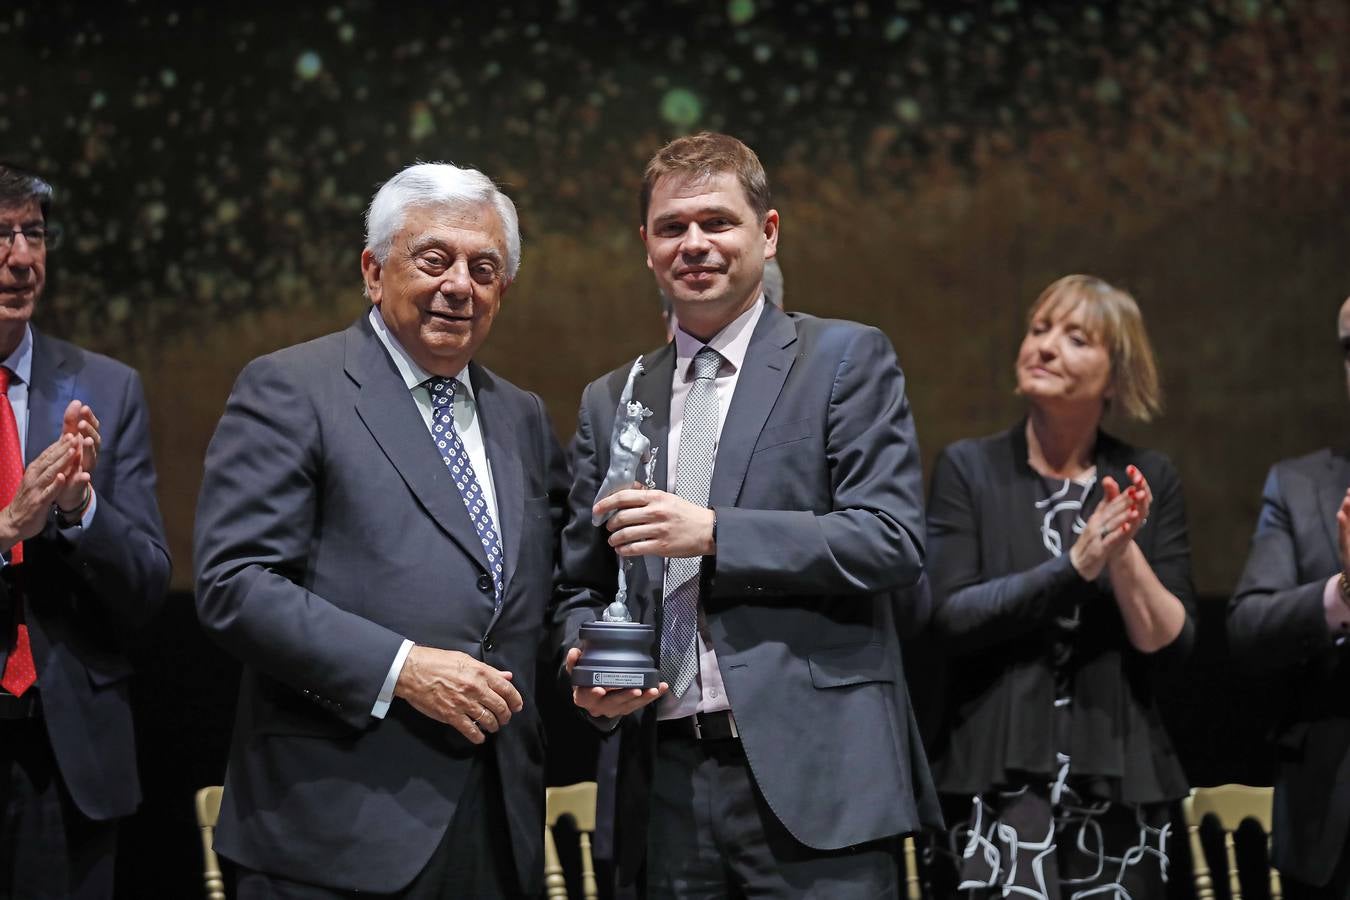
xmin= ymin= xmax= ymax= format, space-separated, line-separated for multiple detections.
xmin=657 ymin=296 xmax=766 ymax=720
xmin=367 ymin=307 xmax=501 ymax=718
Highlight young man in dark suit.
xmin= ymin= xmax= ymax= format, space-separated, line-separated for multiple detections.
xmin=195 ymin=163 xmax=567 ymax=898
xmin=554 ymin=133 xmax=940 ymax=898
xmin=1230 ymin=294 xmax=1350 ymax=896
xmin=0 ymin=163 xmax=170 ymax=899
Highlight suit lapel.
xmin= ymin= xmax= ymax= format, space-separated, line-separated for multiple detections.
xmin=346 ymin=319 xmax=489 ymax=574
xmin=631 ymin=343 xmax=674 ymax=591
xmin=707 ymin=306 xmax=797 ymax=508
xmin=472 ymin=363 xmax=523 ymax=629
xmin=24 ymin=330 xmax=76 ymax=465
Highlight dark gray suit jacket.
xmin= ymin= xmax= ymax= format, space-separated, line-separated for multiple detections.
xmin=1230 ymin=448 xmax=1350 ymax=886
xmin=0 ymin=328 xmax=170 ymax=822
xmin=194 ymin=314 xmax=567 ymax=894
xmin=553 ymin=305 xmax=941 ymax=886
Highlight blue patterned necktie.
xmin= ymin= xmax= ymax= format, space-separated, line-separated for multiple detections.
xmin=426 ymin=376 xmax=504 ymax=608
xmin=660 ymin=346 xmax=723 ymax=698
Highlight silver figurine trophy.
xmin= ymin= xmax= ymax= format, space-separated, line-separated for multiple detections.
xmin=571 ymin=357 xmax=663 ymax=690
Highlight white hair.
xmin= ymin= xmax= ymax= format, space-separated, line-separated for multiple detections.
xmin=363 ymin=162 xmax=521 ymax=279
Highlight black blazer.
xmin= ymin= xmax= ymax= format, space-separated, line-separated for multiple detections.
xmin=926 ymin=422 xmax=1195 ymax=804
xmin=553 ymin=306 xmax=942 ymax=887
xmin=194 ymin=315 xmax=568 ymax=894
xmin=0 ymin=329 xmax=170 ymax=821
xmin=1229 ymin=448 xmax=1350 ymax=886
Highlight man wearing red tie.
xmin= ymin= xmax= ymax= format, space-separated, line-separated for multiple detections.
xmin=0 ymin=163 xmax=171 ymax=899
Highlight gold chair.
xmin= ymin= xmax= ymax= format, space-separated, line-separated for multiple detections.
xmin=1183 ymin=784 xmax=1281 ymax=900
xmin=194 ymin=785 xmax=226 ymax=900
xmin=544 ymin=781 xmax=599 ymax=900
xmin=902 ymin=834 xmax=923 ymax=900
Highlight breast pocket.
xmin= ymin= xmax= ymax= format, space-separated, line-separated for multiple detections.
xmin=752 ymin=418 xmax=813 ymax=454
xmin=84 ymin=652 xmax=134 ymax=689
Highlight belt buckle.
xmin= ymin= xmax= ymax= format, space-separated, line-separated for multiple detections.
xmin=693 ymin=711 xmax=738 ymax=740
xmin=0 ymin=690 xmax=38 ymax=720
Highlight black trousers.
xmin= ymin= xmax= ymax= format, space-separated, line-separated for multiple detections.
xmin=0 ymin=716 xmax=118 ymax=900
xmin=236 ymin=750 xmax=524 ymax=899
xmin=643 ymin=735 xmax=901 ymax=900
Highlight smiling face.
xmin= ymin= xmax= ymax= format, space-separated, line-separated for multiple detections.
xmin=361 ymin=202 xmax=510 ymax=377
xmin=641 ymin=170 xmax=778 ymax=341
xmin=0 ymin=198 xmax=46 ymax=353
xmin=1016 ymin=298 xmax=1113 ymax=415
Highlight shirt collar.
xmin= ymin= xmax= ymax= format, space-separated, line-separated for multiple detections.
xmin=367 ymin=307 xmax=474 ymax=400
xmin=673 ymin=295 xmax=765 ymax=381
xmin=1 ymin=324 xmax=34 ymax=385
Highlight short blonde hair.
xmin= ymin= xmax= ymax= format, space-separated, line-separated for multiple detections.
xmin=1025 ymin=274 xmax=1163 ymax=422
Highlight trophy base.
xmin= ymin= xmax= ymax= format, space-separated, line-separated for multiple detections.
xmin=571 ymin=621 xmax=662 ymax=690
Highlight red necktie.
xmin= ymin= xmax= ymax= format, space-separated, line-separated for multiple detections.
xmin=0 ymin=365 xmax=35 ymax=696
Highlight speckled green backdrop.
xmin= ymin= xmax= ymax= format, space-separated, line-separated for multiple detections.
xmin=4 ymin=0 xmax=1348 ymax=593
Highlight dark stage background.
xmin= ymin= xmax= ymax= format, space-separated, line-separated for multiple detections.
xmin=4 ymin=0 xmax=1347 ymax=895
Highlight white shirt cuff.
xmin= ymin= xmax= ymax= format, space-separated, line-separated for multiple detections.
xmin=80 ymin=489 xmax=97 ymax=528
xmin=372 ymin=639 xmax=414 ymax=719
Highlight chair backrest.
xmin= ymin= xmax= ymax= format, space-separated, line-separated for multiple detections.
xmin=194 ymin=785 xmax=226 ymax=900
xmin=1183 ymin=785 xmax=1281 ymax=900
xmin=544 ymin=781 xmax=598 ymax=900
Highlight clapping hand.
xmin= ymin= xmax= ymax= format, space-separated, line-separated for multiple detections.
xmin=1334 ymin=488 xmax=1350 ymax=575
xmin=1070 ymin=465 xmax=1151 ymax=580
xmin=55 ymin=399 xmax=100 ymax=514
xmin=0 ymin=433 xmax=84 ymax=550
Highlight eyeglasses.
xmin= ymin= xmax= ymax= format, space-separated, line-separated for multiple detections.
xmin=0 ymin=224 xmax=62 ymax=253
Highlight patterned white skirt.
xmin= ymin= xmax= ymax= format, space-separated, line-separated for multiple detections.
xmin=945 ymin=759 xmax=1170 ymax=900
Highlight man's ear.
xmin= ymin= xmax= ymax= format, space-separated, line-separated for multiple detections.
xmin=360 ymin=248 xmax=383 ymax=304
xmin=762 ymin=209 xmax=780 ymax=260
xmin=640 ymin=225 xmax=654 ymax=271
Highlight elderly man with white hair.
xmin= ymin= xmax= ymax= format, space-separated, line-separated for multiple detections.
xmin=195 ymin=163 xmax=567 ymax=899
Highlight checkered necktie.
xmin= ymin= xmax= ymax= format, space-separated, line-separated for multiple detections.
xmin=0 ymin=366 xmax=35 ymax=697
xmin=426 ymin=377 xmax=503 ymax=608
xmin=660 ymin=346 xmax=722 ymax=698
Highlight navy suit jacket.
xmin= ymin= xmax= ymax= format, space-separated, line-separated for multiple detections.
xmin=553 ymin=306 xmax=942 ymax=886
xmin=194 ymin=314 xmax=567 ymax=894
xmin=1229 ymin=449 xmax=1350 ymax=886
xmin=0 ymin=327 xmax=170 ymax=821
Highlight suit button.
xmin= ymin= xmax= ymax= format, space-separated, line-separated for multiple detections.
xmin=483 ymin=637 xmax=496 ymax=652
xmin=477 ymin=574 xmax=492 ymax=593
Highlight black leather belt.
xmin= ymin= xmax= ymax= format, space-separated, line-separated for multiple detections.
xmin=0 ymin=690 xmax=40 ymax=720
xmin=658 ymin=710 xmax=739 ymax=741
